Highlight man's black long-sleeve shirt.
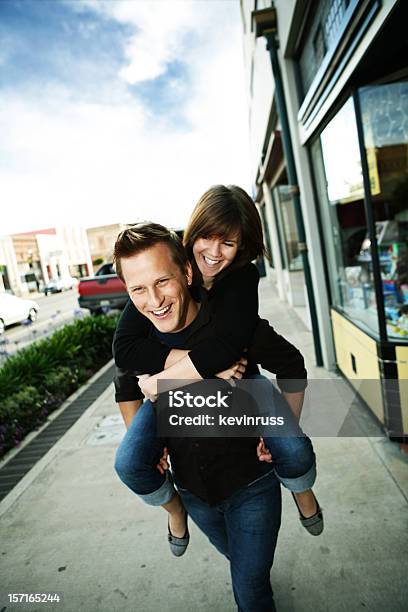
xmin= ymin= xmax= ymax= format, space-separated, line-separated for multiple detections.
xmin=114 ymin=289 xmax=306 ymax=505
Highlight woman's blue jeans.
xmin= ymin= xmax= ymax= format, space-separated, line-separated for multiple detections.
xmin=114 ymin=375 xmax=316 ymax=506
xmin=114 ymin=398 xmax=174 ymax=505
xmin=241 ymin=374 xmax=316 ymax=493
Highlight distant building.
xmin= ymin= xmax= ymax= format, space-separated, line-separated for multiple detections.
xmin=10 ymin=227 xmax=93 ymax=294
xmin=0 ymin=236 xmax=21 ymax=295
xmin=57 ymin=227 xmax=93 ymax=278
xmin=86 ymin=223 xmax=126 ymax=266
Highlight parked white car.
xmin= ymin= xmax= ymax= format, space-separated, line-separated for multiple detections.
xmin=0 ymin=293 xmax=39 ymax=334
xmin=42 ymin=276 xmax=78 ymax=296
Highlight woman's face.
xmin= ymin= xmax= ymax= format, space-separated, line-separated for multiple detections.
xmin=192 ymin=234 xmax=240 ymax=283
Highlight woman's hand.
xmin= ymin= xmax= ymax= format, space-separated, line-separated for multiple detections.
xmin=257 ymin=437 xmax=273 ymax=463
xmin=215 ymin=356 xmax=247 ymax=382
xmin=140 ymin=376 xmax=158 ymax=402
xmin=156 ymin=447 xmax=170 ymax=474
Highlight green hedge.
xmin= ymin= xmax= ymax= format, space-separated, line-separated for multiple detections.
xmin=0 ymin=314 xmax=118 ymax=459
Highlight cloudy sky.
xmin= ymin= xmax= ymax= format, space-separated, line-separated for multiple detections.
xmin=0 ymin=0 xmax=251 ymax=234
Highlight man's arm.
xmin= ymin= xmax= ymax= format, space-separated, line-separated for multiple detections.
xmin=118 ymin=400 xmax=143 ymax=429
xmin=140 ymin=355 xmax=247 ymax=401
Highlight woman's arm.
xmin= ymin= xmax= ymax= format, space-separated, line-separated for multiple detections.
xmin=140 ymin=356 xmax=247 ymax=400
xmin=248 ymin=319 xmax=308 ymax=393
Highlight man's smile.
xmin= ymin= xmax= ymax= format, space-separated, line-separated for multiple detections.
xmin=150 ymin=304 xmax=173 ymax=319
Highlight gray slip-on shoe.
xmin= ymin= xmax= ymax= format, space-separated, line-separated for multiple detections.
xmin=168 ymin=515 xmax=190 ymax=557
xmin=292 ymin=492 xmax=324 ymax=536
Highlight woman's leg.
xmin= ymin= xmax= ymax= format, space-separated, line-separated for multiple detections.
xmin=114 ymin=400 xmax=187 ymax=536
xmin=244 ymin=375 xmax=319 ymax=519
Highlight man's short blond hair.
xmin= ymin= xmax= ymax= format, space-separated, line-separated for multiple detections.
xmin=113 ymin=222 xmax=189 ymax=282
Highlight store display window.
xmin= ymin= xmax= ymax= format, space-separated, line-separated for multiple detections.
xmin=311 ymin=82 xmax=408 ymax=341
xmin=273 ymin=186 xmax=304 ymax=272
xmin=311 ymin=98 xmax=379 ymax=336
xmin=359 ymin=81 xmax=408 ymax=340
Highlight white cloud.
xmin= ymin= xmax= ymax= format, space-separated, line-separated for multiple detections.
xmin=0 ymin=0 xmax=251 ymax=235
xmin=74 ymin=0 xmax=196 ymax=84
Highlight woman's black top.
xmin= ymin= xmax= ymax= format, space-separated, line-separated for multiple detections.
xmin=113 ymin=263 xmax=307 ymax=392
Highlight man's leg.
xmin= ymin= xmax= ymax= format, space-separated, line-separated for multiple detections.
xmin=225 ymin=471 xmax=281 ymax=612
xmin=177 ymin=486 xmax=229 ymax=558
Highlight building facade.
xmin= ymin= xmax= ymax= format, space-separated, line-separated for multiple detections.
xmin=241 ymin=0 xmax=407 ymax=439
xmin=86 ymin=223 xmax=126 ymax=266
xmin=57 ymin=227 xmax=94 ymax=279
xmin=9 ymin=227 xmax=93 ymax=294
xmin=0 ymin=236 xmax=22 ymax=295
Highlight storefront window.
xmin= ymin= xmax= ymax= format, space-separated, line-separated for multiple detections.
xmin=273 ymin=186 xmax=304 ymax=272
xmin=359 ymin=81 xmax=408 ymax=340
xmin=260 ymin=204 xmax=274 ymax=268
xmin=311 ymin=98 xmax=379 ymax=335
xmin=312 ymin=83 xmax=408 ymax=341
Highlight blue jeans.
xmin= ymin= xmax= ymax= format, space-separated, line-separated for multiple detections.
xmin=114 ymin=399 xmax=174 ymax=505
xmin=244 ymin=375 xmax=316 ymax=493
xmin=177 ymin=470 xmax=281 ymax=612
xmin=114 ymin=375 xmax=316 ymax=505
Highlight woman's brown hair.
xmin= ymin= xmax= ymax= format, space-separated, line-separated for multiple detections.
xmin=183 ymin=185 xmax=267 ymax=284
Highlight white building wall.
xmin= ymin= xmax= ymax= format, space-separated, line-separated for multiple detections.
xmin=0 ymin=236 xmax=23 ymax=295
xmin=280 ymin=57 xmax=335 ymax=366
xmin=36 ymin=234 xmax=70 ymax=284
xmin=261 ymin=184 xmax=286 ymax=300
xmin=241 ymin=1 xmax=275 ymax=184
xmin=56 ymin=227 xmax=93 ymax=276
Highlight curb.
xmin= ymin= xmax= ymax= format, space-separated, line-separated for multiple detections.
xmin=0 ymin=358 xmax=116 ymax=503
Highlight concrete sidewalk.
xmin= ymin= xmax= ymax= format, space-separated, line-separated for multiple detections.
xmin=1 ymin=278 xmax=407 ymax=612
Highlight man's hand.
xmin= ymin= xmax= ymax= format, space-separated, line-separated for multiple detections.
xmin=156 ymin=447 xmax=170 ymax=474
xmin=257 ymin=437 xmax=273 ymax=463
xmin=216 ymin=356 xmax=247 ymax=382
xmin=140 ymin=376 xmax=158 ymax=402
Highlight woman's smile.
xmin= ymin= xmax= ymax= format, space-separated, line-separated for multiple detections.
xmin=193 ymin=235 xmax=240 ymax=282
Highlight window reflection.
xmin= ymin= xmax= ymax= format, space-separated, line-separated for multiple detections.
xmin=311 ymin=83 xmax=408 ymax=341
xmin=274 ymin=186 xmax=304 ymax=272
xmin=360 ymin=82 xmax=408 ymax=339
xmin=313 ymin=98 xmax=378 ymax=335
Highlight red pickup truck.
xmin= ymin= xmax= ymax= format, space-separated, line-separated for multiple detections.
xmin=78 ymin=263 xmax=129 ymax=315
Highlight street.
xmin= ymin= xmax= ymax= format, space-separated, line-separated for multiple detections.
xmin=1 ymin=289 xmax=87 ymax=355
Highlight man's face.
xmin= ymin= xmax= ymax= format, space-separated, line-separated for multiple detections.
xmin=121 ymin=242 xmax=196 ymax=333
